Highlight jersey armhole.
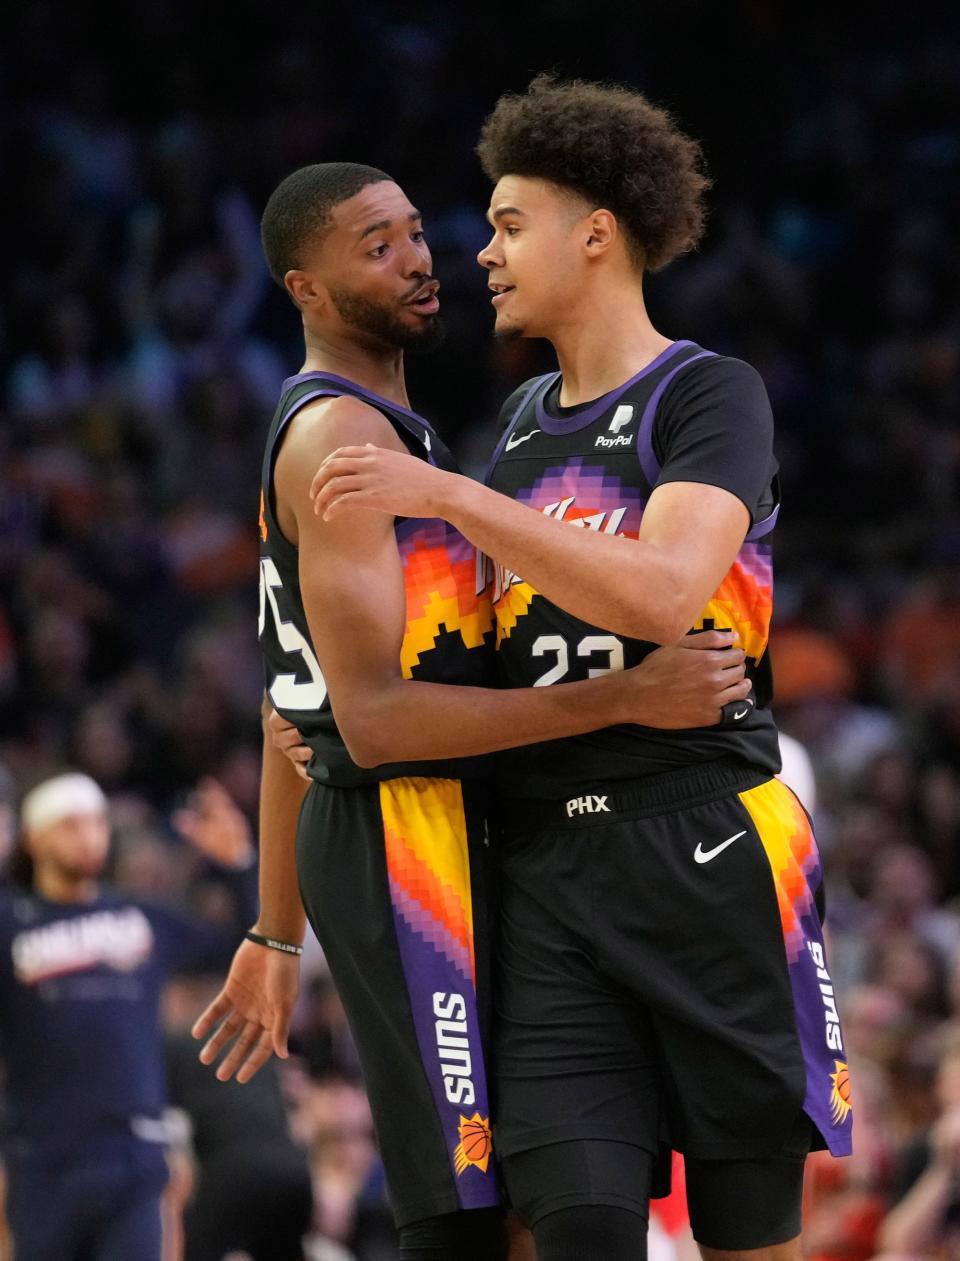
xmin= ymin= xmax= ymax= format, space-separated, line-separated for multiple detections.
xmin=636 ymin=350 xmax=717 ymax=486
xmin=745 ymin=474 xmax=781 ymax=541
xmin=263 ymin=388 xmax=344 ymax=554
xmin=640 ymin=359 xmax=780 ymax=535
xmin=484 ymin=373 xmax=558 ymax=483
xmin=264 ymin=388 xmax=432 ymax=551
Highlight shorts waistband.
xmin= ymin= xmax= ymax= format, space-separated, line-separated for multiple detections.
xmin=499 ymin=761 xmax=769 ymax=835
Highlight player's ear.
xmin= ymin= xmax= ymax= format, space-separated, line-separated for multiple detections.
xmin=284 ymin=269 xmax=327 ymax=311
xmin=584 ymin=209 xmax=617 ymax=258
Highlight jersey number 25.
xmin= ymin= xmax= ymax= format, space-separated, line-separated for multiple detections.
xmin=258 ymin=557 xmax=328 ymax=711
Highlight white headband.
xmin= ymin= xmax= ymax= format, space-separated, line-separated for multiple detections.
xmin=21 ymin=773 xmax=107 ymax=834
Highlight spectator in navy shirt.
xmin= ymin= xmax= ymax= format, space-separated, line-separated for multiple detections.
xmin=0 ymin=771 xmax=257 ymax=1261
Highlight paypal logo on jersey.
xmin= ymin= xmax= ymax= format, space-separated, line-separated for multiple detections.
xmin=595 ymin=403 xmax=634 ymax=448
xmin=608 ymin=404 xmax=634 ymax=433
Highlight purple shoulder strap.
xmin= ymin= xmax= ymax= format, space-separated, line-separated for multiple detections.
xmin=636 ymin=350 xmax=716 ymax=485
xmin=277 ymin=384 xmax=438 ymax=465
xmin=637 ymin=351 xmax=779 ymax=541
xmin=484 ymin=374 xmax=558 ymax=483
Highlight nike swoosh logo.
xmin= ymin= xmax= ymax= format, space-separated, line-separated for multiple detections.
xmin=505 ymin=429 xmax=540 ymax=452
xmin=694 ymin=830 xmax=746 ymax=864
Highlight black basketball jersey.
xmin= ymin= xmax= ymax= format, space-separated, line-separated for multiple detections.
xmin=258 ymin=371 xmax=495 ymax=787
xmin=484 ymin=340 xmax=782 ymax=798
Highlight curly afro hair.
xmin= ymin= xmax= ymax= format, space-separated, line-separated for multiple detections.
xmin=476 ymin=74 xmax=711 ymax=272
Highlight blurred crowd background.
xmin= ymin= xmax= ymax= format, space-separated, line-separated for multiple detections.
xmin=2 ymin=1 xmax=959 ymax=1258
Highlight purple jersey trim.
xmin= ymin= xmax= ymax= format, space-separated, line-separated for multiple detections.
xmin=259 ymin=389 xmax=345 ymax=563
xmin=535 ymin=340 xmax=696 ymax=436
xmin=483 ymin=374 xmax=556 ymax=483
xmin=381 ymin=781 xmax=500 ymax=1210
xmin=635 ymin=354 xmax=780 ymax=538
xmin=388 ymin=900 xmax=499 ymax=1209
xmin=281 ymin=370 xmax=438 ymax=435
xmin=745 ymin=503 xmax=780 ymax=541
xmin=746 ymin=781 xmax=854 ymax=1157
xmin=636 ymin=350 xmax=717 ymax=485
xmin=278 ymin=388 xmax=342 ymax=433
xmin=277 ymin=380 xmax=437 ymax=467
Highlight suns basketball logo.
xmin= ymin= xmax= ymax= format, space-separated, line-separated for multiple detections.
xmin=829 ymin=1060 xmax=852 ymax=1125
xmin=453 ymin=1113 xmax=493 ymax=1176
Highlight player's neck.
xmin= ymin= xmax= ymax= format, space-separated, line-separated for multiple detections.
xmin=550 ymin=285 xmax=673 ymax=407
xmin=300 ymin=329 xmax=412 ymax=411
xmin=34 ymin=865 xmax=100 ymax=905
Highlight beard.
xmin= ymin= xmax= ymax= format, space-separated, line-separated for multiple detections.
xmin=493 ymin=322 xmax=524 ymax=341
xmin=329 ymin=286 xmax=445 ymax=353
xmin=492 ymin=308 xmax=525 ymax=341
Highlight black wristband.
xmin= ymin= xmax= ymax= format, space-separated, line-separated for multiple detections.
xmin=245 ymin=929 xmax=303 ymax=956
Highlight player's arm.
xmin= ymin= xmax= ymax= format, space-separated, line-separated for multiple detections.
xmin=252 ymin=693 xmax=311 ymax=945
xmin=267 ymin=626 xmax=748 ymax=770
xmin=279 ymin=398 xmax=748 ymax=769
xmin=314 ymin=452 xmax=742 ymax=646
xmin=311 ymin=361 xmax=772 ymax=646
xmin=191 ymin=698 xmax=308 ymax=1082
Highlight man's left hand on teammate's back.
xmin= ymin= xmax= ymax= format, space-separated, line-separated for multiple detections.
xmin=268 ymin=628 xmax=749 ymax=777
xmin=266 ymin=709 xmax=312 ymax=780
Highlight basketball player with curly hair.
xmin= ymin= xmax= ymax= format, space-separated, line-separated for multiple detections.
xmin=312 ymin=76 xmax=853 ymax=1261
xmin=191 ymin=157 xmax=752 ymax=1261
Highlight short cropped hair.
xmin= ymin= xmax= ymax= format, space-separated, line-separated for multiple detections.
xmin=476 ymin=74 xmax=710 ymax=272
xmin=260 ymin=162 xmax=392 ymax=285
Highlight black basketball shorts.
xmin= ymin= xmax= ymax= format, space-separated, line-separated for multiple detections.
xmin=296 ymin=776 xmax=501 ymax=1227
xmin=492 ymin=766 xmax=854 ymax=1167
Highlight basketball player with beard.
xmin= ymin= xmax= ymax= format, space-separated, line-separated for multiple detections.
xmin=191 ymin=162 xmax=751 ymax=1261
xmin=310 ymin=81 xmax=854 ymax=1261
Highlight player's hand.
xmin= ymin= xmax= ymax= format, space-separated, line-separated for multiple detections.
xmin=267 ymin=707 xmax=311 ymax=781
xmin=624 ymin=629 xmax=751 ymax=728
xmin=191 ymin=937 xmax=300 ymax=1083
xmin=173 ymin=777 xmax=255 ymax=869
xmin=310 ymin=443 xmax=457 ymax=522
